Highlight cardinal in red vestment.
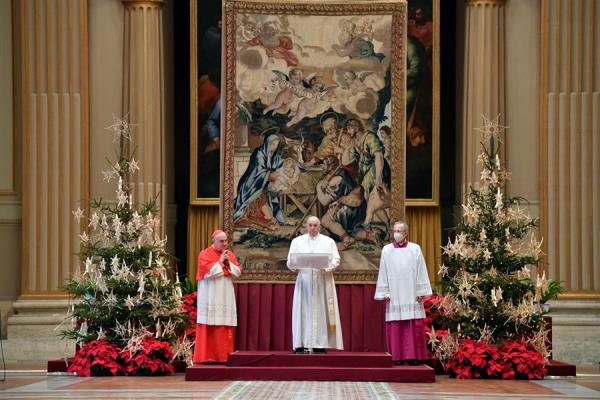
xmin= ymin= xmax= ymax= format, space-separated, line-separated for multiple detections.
xmin=193 ymin=230 xmax=242 ymax=364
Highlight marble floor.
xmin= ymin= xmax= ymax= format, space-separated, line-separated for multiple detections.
xmin=1 ymin=366 xmax=600 ymax=399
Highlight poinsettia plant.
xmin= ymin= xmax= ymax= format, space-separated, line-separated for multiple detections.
xmin=499 ymin=340 xmax=547 ymax=379
xmin=424 ymin=294 xmax=548 ymax=380
xmin=67 ymin=339 xmax=124 ymax=377
xmin=122 ymin=337 xmax=175 ymax=376
xmin=181 ymin=291 xmax=197 ymax=342
xmin=422 ymin=293 xmax=444 ymax=329
xmin=444 ymin=339 xmax=547 ymax=379
xmin=68 ymin=337 xmax=178 ymax=376
xmin=423 ymin=293 xmax=457 ymax=361
xmin=445 ymin=340 xmax=503 ymax=379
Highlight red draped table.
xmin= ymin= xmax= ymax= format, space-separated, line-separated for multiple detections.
xmin=234 ymin=284 xmax=386 ymax=352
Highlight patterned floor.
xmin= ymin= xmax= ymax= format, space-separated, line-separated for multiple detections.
xmin=215 ymin=381 xmax=400 ymax=400
xmin=1 ymin=372 xmax=600 ymax=399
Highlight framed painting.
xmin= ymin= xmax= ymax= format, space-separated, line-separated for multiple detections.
xmin=221 ymin=0 xmax=407 ymax=282
xmin=405 ymin=0 xmax=439 ymax=205
xmin=190 ymin=0 xmax=223 ymax=204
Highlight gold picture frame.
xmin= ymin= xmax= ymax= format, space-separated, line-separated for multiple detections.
xmin=405 ymin=0 xmax=439 ymax=206
xmin=189 ymin=0 xmax=438 ymax=207
xmin=190 ymin=0 xmax=222 ymax=205
xmin=220 ymin=0 xmax=407 ymax=283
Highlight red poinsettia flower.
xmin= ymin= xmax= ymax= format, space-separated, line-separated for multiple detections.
xmin=182 ymin=292 xmax=197 ymax=321
xmin=181 ymin=292 xmax=197 ymax=341
xmin=122 ymin=337 xmax=175 ymax=376
xmin=499 ymin=340 xmax=547 ymax=380
xmin=446 ymin=338 xmax=547 ymax=380
xmin=446 ymin=339 xmax=506 ymax=379
xmin=423 ymin=293 xmax=444 ymax=311
xmin=68 ymin=339 xmax=124 ymax=377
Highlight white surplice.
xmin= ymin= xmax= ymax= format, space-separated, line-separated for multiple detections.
xmin=374 ymin=242 xmax=432 ymax=321
xmin=287 ymin=233 xmax=343 ymax=350
xmin=197 ymin=262 xmax=242 ymax=326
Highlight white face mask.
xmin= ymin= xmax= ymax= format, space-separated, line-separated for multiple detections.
xmin=393 ymin=232 xmax=404 ymax=242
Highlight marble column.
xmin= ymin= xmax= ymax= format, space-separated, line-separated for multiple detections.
xmin=6 ymin=0 xmax=89 ymax=360
xmin=540 ymin=0 xmax=599 ymax=295
xmin=18 ymin=0 xmax=89 ymax=298
xmin=122 ymin=0 xmax=167 ymax=229
xmin=459 ymin=0 xmax=506 ymax=200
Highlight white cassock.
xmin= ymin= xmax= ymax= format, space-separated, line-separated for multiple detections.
xmin=374 ymin=242 xmax=432 ymax=321
xmin=287 ymin=233 xmax=344 ymax=350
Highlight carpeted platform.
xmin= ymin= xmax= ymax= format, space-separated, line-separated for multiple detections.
xmin=185 ymin=351 xmax=436 ymax=382
xmin=226 ymin=351 xmax=393 ymax=368
xmin=546 ymin=359 xmax=577 ymax=376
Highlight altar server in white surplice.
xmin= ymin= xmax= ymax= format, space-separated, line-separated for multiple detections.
xmin=287 ymin=216 xmax=343 ymax=353
xmin=375 ymin=221 xmax=432 ymax=364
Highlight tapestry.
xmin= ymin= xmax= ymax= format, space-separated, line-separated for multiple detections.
xmin=221 ymin=0 xmax=407 ymax=282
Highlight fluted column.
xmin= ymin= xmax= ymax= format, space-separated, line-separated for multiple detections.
xmin=122 ymin=0 xmax=166 ymax=227
xmin=19 ymin=0 xmax=89 ymax=297
xmin=460 ymin=0 xmax=506 ymax=199
xmin=540 ymin=0 xmax=599 ymax=296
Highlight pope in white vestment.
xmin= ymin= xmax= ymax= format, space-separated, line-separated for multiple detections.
xmin=287 ymin=216 xmax=344 ymax=352
xmin=375 ymin=221 xmax=432 ymax=363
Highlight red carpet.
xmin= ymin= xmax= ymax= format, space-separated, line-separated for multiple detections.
xmin=546 ymin=359 xmax=577 ymax=376
xmin=226 ymin=350 xmax=392 ymax=367
xmin=185 ymin=351 xmax=436 ymax=382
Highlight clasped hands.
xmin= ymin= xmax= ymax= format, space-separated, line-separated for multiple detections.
xmin=220 ymin=250 xmax=231 ymax=273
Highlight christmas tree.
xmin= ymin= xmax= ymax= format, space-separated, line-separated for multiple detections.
xmin=61 ymin=116 xmax=193 ymax=376
xmin=428 ymin=116 xmax=549 ymax=379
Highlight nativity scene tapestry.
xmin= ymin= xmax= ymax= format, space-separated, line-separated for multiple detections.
xmin=221 ymin=0 xmax=407 ymax=282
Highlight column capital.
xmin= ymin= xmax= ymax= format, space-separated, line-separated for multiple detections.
xmin=464 ymin=0 xmax=505 ymax=6
xmin=122 ymin=0 xmax=164 ymax=8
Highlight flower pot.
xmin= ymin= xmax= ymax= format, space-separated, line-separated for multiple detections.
xmin=542 ymin=303 xmax=550 ymax=313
